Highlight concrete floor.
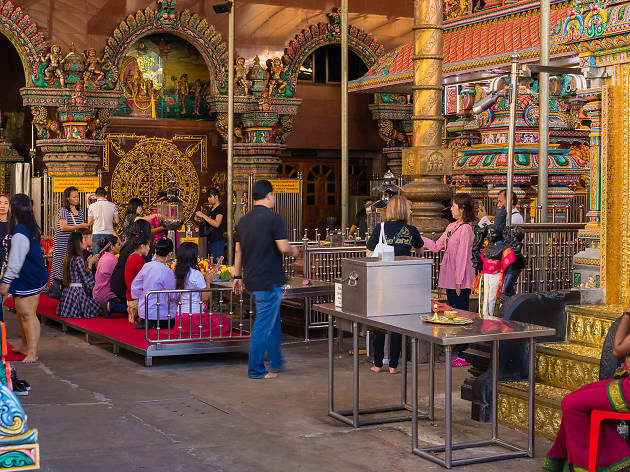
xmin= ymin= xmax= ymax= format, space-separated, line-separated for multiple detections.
xmin=5 ymin=309 xmax=551 ymax=472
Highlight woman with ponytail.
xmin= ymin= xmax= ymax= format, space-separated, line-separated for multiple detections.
xmin=195 ymin=187 xmax=226 ymax=260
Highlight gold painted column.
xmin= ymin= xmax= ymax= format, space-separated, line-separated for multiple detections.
xmin=402 ymin=0 xmax=452 ymax=236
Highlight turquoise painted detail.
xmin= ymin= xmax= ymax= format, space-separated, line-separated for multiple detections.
xmin=0 ymin=451 xmax=35 ymax=468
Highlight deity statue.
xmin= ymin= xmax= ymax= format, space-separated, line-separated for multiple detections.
xmin=240 ymin=192 xmax=248 ymax=216
xmin=267 ymin=57 xmax=287 ymax=96
xmin=69 ymin=81 xmax=88 ymax=107
xmin=39 ymin=44 xmax=72 ymax=88
xmin=234 ymin=56 xmax=249 ymax=96
xmin=472 ymin=224 xmax=525 ymax=316
xmin=191 ymin=79 xmax=203 ymax=115
xmin=257 ymin=89 xmax=271 ymax=112
xmin=82 ymin=48 xmax=105 ymax=87
xmin=177 ymin=73 xmax=189 ymax=115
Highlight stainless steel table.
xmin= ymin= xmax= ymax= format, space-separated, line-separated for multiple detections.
xmin=212 ymin=277 xmax=334 ymax=299
xmin=313 ymin=303 xmax=556 ymax=469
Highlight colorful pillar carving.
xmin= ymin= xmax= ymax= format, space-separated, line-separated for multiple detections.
xmin=368 ymin=94 xmax=412 ymax=176
xmin=402 ymin=0 xmax=453 ymax=236
xmin=0 ymin=323 xmax=39 ymax=470
xmin=572 ymin=88 xmax=603 ymax=289
xmin=21 ymin=46 xmax=121 ymax=175
xmin=207 ymin=57 xmax=301 ymax=191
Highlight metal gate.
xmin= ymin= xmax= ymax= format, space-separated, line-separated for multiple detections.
xmin=247 ymin=173 xmax=303 ymax=238
xmin=33 ymin=170 xmax=103 ymax=236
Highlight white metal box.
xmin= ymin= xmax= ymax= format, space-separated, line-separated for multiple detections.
xmin=341 ymin=256 xmax=432 ymax=317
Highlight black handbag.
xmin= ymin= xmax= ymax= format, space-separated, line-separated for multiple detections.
xmin=47 ymin=278 xmax=63 ymax=299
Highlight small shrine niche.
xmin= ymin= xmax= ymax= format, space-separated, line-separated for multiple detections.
xmin=116 ymin=34 xmax=211 ymax=119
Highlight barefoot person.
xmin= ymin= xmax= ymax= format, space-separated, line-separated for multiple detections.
xmin=233 ymin=180 xmax=299 ymax=379
xmin=0 ymin=194 xmax=49 ymax=362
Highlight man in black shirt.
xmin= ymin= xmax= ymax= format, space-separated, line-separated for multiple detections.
xmin=233 ymin=180 xmax=299 ymax=379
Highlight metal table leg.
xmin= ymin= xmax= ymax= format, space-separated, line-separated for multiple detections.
xmin=429 ymin=341 xmax=435 ymax=420
xmin=412 ymin=337 xmax=418 ymax=450
xmin=413 ymin=338 xmax=535 ymax=467
xmin=401 ymin=335 xmax=407 ymax=406
xmin=528 ymin=337 xmax=535 ymax=457
xmin=328 ymin=314 xmax=334 ymax=416
xmin=353 ymin=321 xmax=359 ymax=427
xmin=445 ymin=345 xmax=453 ymax=468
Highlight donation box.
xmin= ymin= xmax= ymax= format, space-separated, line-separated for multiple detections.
xmin=341 ymin=257 xmax=433 ymax=317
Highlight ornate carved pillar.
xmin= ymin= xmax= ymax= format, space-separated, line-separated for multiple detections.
xmin=368 ymin=94 xmax=412 ymax=176
xmin=208 ymin=56 xmax=301 ymax=198
xmin=402 ymin=0 xmax=452 ymax=236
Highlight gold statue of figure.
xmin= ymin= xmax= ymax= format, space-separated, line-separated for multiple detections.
xmin=177 ymin=73 xmax=189 ymax=115
xmin=267 ymin=57 xmax=287 ymax=96
xmin=234 ymin=56 xmax=249 ymax=96
xmin=83 ymin=48 xmax=105 ymax=87
xmin=191 ymin=79 xmax=203 ymax=115
xmin=39 ymin=44 xmax=71 ymax=88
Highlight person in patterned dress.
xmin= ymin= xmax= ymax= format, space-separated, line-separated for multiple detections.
xmin=57 ymin=231 xmax=101 ymax=318
xmin=51 ymin=187 xmax=90 ymax=282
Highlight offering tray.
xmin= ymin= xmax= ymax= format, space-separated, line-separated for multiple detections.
xmin=421 ymin=314 xmax=473 ymax=325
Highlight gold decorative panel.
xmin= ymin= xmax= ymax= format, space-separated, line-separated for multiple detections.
xmin=603 ymin=65 xmax=630 ymax=304
xmin=108 ymin=135 xmax=202 ymax=223
xmin=497 ymin=388 xmax=562 ymax=440
xmin=566 ymin=312 xmax=616 ymax=347
xmin=535 ymin=351 xmax=599 ymax=390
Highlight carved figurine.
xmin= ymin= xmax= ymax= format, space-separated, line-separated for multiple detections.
xmin=83 ymin=47 xmax=105 ymax=87
xmin=70 ymin=81 xmax=87 ymax=106
xmin=240 ymin=192 xmax=248 ymax=216
xmin=39 ymin=44 xmax=71 ymax=88
xmin=257 ymin=89 xmax=271 ymax=112
xmin=234 ymin=56 xmax=249 ymax=96
xmin=267 ymin=57 xmax=287 ymax=96
xmin=177 ymin=73 xmax=189 ymax=115
xmin=472 ymin=224 xmax=525 ymax=316
xmin=191 ymin=79 xmax=203 ymax=115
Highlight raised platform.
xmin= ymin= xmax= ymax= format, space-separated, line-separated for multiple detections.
xmin=3 ymin=296 xmax=250 ymax=367
xmin=498 ymin=304 xmax=622 ymax=438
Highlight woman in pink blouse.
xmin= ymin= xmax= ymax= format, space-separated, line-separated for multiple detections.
xmin=422 ymin=193 xmax=475 ymax=365
xmin=93 ymin=234 xmax=126 ymax=315
xmin=422 ymin=193 xmax=476 ymax=310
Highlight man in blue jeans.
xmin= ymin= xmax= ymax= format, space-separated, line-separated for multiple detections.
xmin=233 ymin=180 xmax=299 ymax=379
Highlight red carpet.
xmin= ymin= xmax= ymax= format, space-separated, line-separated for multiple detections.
xmin=3 ymin=295 xmax=248 ymax=353
xmin=6 ymin=343 xmax=24 ymax=362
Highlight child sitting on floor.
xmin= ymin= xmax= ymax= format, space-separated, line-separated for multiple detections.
xmin=172 ymin=242 xmax=227 ymax=337
xmin=93 ymin=235 xmax=126 ymax=316
xmin=131 ymin=238 xmax=175 ymax=330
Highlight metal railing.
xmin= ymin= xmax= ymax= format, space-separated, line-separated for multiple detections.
xmin=143 ymin=286 xmax=252 ymax=344
xmin=515 ymin=222 xmax=586 ymax=293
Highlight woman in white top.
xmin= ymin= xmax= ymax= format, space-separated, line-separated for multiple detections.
xmin=173 ymin=242 xmax=222 ymax=336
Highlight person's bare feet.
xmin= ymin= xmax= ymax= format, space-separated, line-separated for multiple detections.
xmin=389 ymin=367 xmax=400 ymax=374
xmin=370 ymin=366 xmax=382 ymax=373
xmin=13 ymin=345 xmax=27 ymax=355
xmin=263 ymin=373 xmax=278 ymax=379
xmin=22 ymin=353 xmax=38 ymax=363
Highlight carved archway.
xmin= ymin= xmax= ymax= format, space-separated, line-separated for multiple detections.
xmin=102 ymin=1 xmax=228 ymax=93
xmin=281 ymin=8 xmax=385 ymax=96
xmin=0 ymin=0 xmax=47 ymax=86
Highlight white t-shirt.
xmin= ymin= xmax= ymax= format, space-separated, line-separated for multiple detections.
xmin=510 ymin=209 xmax=524 ymax=224
xmin=88 ymin=198 xmax=118 ymax=234
xmin=178 ymin=269 xmax=206 ymax=314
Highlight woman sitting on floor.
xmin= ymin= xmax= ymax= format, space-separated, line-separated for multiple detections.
xmin=93 ymin=235 xmax=126 ymax=316
xmin=123 ymin=228 xmax=151 ymax=324
xmin=543 ymin=304 xmax=630 ymax=471
xmin=131 ymin=238 xmax=176 ymax=330
xmin=57 ymin=231 xmax=101 ymax=319
xmin=173 ymin=242 xmax=222 ymax=336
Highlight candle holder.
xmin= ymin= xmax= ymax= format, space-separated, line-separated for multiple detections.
xmin=431 ymin=303 xmax=441 ymax=321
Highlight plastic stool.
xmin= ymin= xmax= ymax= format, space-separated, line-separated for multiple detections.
xmin=588 ymin=409 xmax=630 ymax=471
